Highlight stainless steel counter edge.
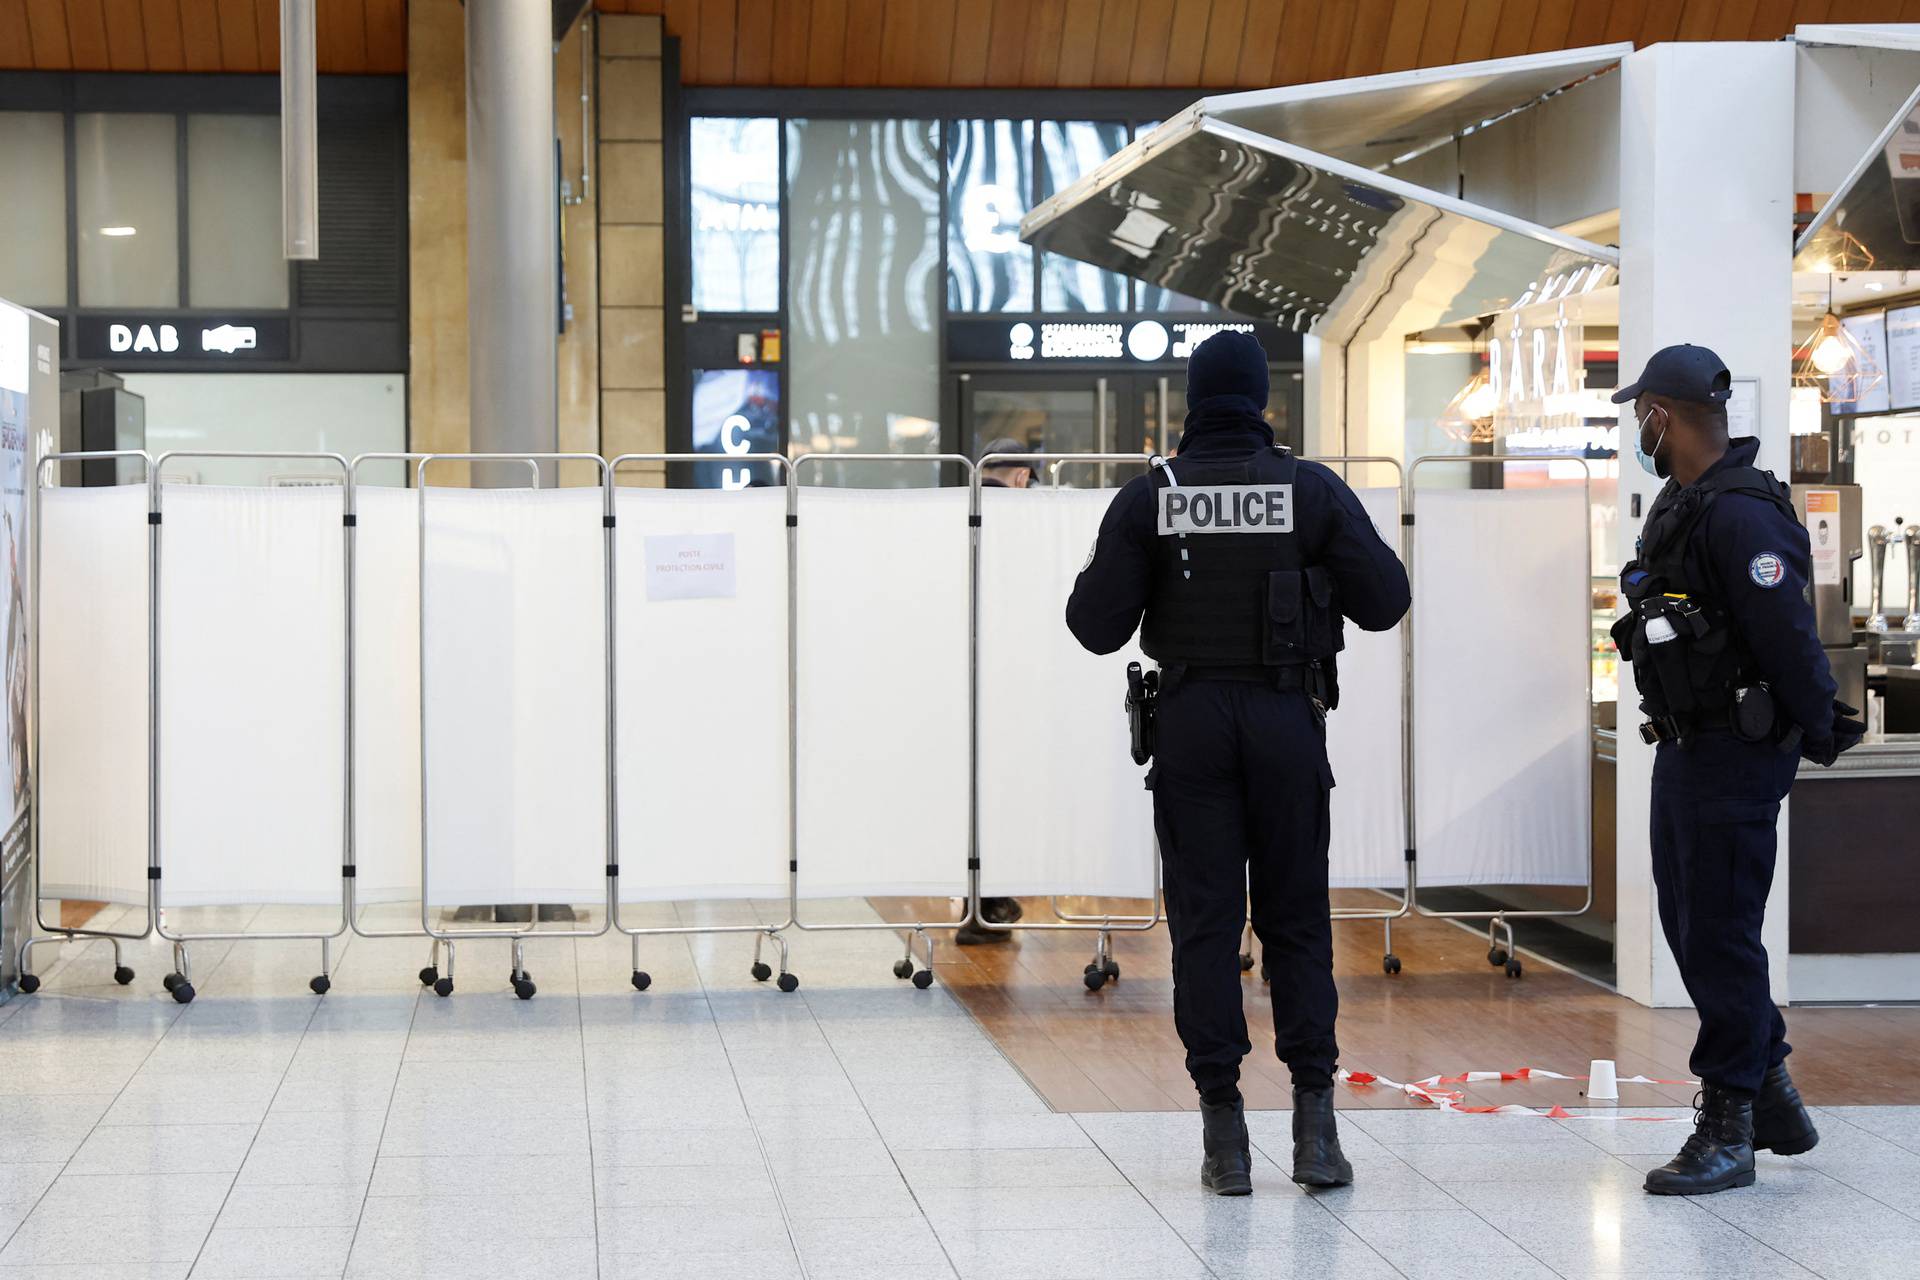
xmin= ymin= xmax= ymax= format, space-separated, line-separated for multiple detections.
xmin=1592 ymin=727 xmax=1920 ymax=776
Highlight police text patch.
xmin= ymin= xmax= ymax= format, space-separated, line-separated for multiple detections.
xmin=1749 ymin=552 xmax=1786 ymax=588
xmin=1157 ymin=484 xmax=1294 ymax=535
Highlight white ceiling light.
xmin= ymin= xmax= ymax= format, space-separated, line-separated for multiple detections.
xmin=99 ymin=226 xmax=136 ymax=237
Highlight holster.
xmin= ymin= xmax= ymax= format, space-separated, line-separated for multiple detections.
xmin=1124 ymin=661 xmax=1159 ymax=767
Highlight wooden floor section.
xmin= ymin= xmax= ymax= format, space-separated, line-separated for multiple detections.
xmin=876 ymin=893 xmax=1919 ymax=1112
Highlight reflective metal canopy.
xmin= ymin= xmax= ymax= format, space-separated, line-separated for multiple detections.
xmin=1795 ymin=81 xmax=1920 ymax=273
xmin=1021 ymin=116 xmax=1618 ymax=334
xmin=1195 ymin=44 xmax=1632 ymax=168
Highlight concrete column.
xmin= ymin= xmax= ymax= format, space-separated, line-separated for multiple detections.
xmin=466 ymin=0 xmax=557 ymax=482
xmin=1614 ymin=42 xmax=1796 ymax=1008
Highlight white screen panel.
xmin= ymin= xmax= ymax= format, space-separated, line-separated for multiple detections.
xmin=797 ymin=487 xmax=969 ymax=896
xmin=1413 ymin=485 xmax=1588 ymax=886
xmin=157 ymin=484 xmax=344 ymax=906
xmin=1326 ymin=486 xmax=1408 ymax=889
xmin=420 ymin=487 xmax=606 ymax=907
xmin=351 ymin=486 xmax=420 ymax=905
xmin=37 ymin=485 xmax=149 ymax=906
xmin=615 ymin=487 xmax=789 ymax=901
xmin=977 ymin=487 xmax=1154 ymax=898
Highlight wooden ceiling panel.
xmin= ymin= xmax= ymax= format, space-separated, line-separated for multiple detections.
xmin=64 ymin=0 xmax=110 ymax=67
xmin=2 ymin=0 xmax=1914 ymax=87
xmin=1236 ymin=0 xmax=1286 ymax=86
xmin=1127 ymin=0 xmax=1175 ymax=86
xmin=213 ymin=0 xmax=259 ymax=72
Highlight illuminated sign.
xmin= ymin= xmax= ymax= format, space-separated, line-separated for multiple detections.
xmin=77 ymin=315 xmax=289 ymax=362
xmin=948 ymin=318 xmax=1301 ymax=366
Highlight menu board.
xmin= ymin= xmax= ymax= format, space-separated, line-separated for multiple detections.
xmin=1840 ymin=312 xmax=1891 ymax=413
xmin=1885 ymin=303 xmax=1920 ymax=410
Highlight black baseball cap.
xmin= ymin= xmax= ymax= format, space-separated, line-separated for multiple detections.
xmin=1610 ymin=344 xmax=1733 ymax=405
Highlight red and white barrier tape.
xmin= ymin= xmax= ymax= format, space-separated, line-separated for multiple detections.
xmin=1338 ymin=1066 xmax=1697 ymax=1121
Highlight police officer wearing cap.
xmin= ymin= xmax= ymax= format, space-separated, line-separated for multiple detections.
xmin=1612 ymin=344 xmax=1864 ymax=1197
xmin=1066 ymin=331 xmax=1409 ymax=1195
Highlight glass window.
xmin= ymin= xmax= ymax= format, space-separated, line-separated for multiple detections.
xmin=188 ymin=115 xmax=288 ymax=309
xmin=691 ymin=367 xmax=782 ymax=488
xmin=691 ymin=117 xmax=780 ymax=313
xmin=0 ymin=113 xmax=69 ymax=307
xmin=786 ymin=118 xmax=942 ymax=483
xmin=76 ymin=113 xmax=180 ymax=308
xmin=947 ymin=119 xmax=1033 ymax=313
xmin=1037 ymin=121 xmax=1129 ymax=313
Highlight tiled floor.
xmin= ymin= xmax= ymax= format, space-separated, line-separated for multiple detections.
xmin=3 ymin=902 xmax=1918 ymax=1279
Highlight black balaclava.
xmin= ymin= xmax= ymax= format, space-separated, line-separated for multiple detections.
xmin=1185 ymin=330 xmax=1270 ymax=417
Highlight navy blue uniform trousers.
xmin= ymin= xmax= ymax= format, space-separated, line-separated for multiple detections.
xmin=1150 ymin=674 xmax=1338 ymax=1094
xmin=1650 ymin=732 xmax=1800 ymax=1094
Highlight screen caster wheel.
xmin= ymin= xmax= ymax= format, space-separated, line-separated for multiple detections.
xmin=162 ymin=973 xmax=183 ymax=992
xmin=631 ymin=971 xmax=651 ymax=992
xmin=1505 ymin=959 xmax=1523 ymax=980
xmin=1488 ymin=947 xmax=1509 ymax=967
xmin=1083 ymin=964 xmax=1108 ymax=991
xmin=1383 ymin=954 xmax=1402 ymax=976
xmin=309 ymin=976 xmax=331 ymax=996
xmin=114 ymin=966 xmax=136 ymax=986
xmin=911 ymin=969 xmax=934 ymax=990
xmin=170 ymin=980 xmax=196 ymax=1004
xmin=17 ymin=973 xmax=38 ymax=994
xmin=1102 ymin=958 xmax=1120 ymax=981
xmin=433 ymin=977 xmax=454 ymax=997
xmin=1238 ymin=952 xmax=1255 ymax=972
xmin=892 ymin=959 xmax=913 ymax=980
xmin=750 ymin=961 xmax=773 ymax=983
xmin=513 ymin=978 xmax=537 ymax=1000
xmin=776 ymin=972 xmax=799 ymax=993
xmin=418 ymin=966 xmax=438 ymax=987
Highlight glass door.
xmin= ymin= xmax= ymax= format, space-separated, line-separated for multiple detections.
xmin=959 ymin=374 xmax=1120 ymax=485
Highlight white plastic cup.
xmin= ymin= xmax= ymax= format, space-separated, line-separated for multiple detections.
xmin=1588 ymin=1058 xmax=1619 ymax=1101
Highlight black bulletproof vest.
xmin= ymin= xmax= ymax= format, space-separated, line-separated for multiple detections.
xmin=1139 ymin=447 xmax=1342 ymax=668
xmin=1616 ymin=463 xmax=1795 ymax=717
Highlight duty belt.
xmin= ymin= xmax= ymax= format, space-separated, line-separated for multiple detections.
xmin=1639 ymin=709 xmax=1732 ymax=746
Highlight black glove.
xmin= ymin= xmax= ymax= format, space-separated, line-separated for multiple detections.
xmin=1804 ymin=701 xmax=1866 ymax=767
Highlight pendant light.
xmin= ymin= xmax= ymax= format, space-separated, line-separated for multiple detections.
xmin=1438 ymin=320 xmax=1498 ymax=444
xmin=1793 ymin=276 xmax=1884 ymax=405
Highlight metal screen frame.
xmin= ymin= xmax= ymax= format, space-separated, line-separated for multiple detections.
xmin=147 ymin=451 xmax=354 ymax=1003
xmin=604 ymin=453 xmax=800 ymax=993
xmin=1405 ymin=453 xmax=1596 ymax=976
xmin=413 ymin=453 xmax=615 ymax=999
xmin=17 ymin=451 xmax=155 ymax=994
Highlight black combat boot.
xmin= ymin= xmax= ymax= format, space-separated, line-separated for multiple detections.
xmin=1290 ymin=1087 xmax=1353 ymax=1187
xmin=1752 ymin=1064 xmax=1819 ymax=1156
xmin=1644 ymin=1086 xmax=1756 ymax=1195
xmin=1199 ymin=1097 xmax=1253 ymax=1196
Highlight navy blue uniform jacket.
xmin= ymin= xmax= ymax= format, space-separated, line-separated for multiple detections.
xmin=1645 ymin=437 xmax=1837 ymax=747
xmin=1065 ymin=416 xmax=1411 ymax=654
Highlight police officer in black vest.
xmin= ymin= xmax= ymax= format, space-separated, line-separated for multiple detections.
xmin=1066 ymin=331 xmax=1409 ymax=1195
xmin=1612 ymin=344 xmax=1863 ymax=1197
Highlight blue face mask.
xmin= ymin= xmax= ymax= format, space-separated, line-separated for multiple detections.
xmin=1634 ymin=406 xmax=1668 ymax=479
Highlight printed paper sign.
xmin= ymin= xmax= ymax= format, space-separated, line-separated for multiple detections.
xmin=1803 ymin=489 xmax=1843 ymax=587
xmin=645 ymin=532 xmax=737 ymax=601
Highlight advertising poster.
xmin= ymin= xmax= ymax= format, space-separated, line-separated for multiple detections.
xmin=691 ymin=368 xmax=781 ymax=489
xmin=0 ymin=300 xmax=34 ymax=996
xmin=1803 ymin=488 xmax=1844 ymax=587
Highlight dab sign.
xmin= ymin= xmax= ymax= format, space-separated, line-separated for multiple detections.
xmin=77 ymin=315 xmax=288 ymax=363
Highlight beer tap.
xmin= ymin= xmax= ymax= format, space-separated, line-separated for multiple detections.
xmin=1867 ymin=524 xmax=1891 ymax=633
xmin=1904 ymin=522 xmax=1920 ymax=635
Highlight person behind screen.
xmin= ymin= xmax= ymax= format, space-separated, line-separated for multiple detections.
xmin=955 ymin=436 xmax=1037 ymax=946
xmin=1064 ymin=332 xmax=1409 ymax=1195
xmin=1611 ymin=344 xmax=1863 ymax=1196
